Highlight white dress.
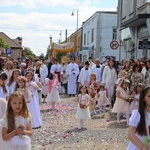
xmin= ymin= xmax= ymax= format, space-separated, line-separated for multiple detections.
xmin=26 ymin=82 xmax=43 ymax=128
xmin=1 ymin=115 xmax=32 ymax=150
xmin=45 ymin=79 xmax=61 ymax=103
xmin=97 ymin=91 xmax=109 ymax=107
xmin=76 ymin=94 xmax=91 ymax=120
xmin=0 ymin=98 xmax=7 ymax=147
xmin=112 ymin=87 xmax=130 ymax=113
xmin=127 ymin=110 xmax=150 ymax=150
xmin=0 ymin=86 xmax=9 ymax=99
xmin=129 ymin=94 xmax=140 ymax=114
xmin=8 ymin=81 xmax=16 ymax=95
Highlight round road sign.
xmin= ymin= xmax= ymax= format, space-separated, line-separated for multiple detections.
xmin=110 ymin=40 xmax=119 ymax=50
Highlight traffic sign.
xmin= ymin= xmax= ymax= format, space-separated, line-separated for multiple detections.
xmin=110 ymin=40 xmax=119 ymax=50
xmin=6 ymin=49 xmax=12 ymax=55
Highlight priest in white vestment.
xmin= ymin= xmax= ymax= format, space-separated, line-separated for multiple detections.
xmin=78 ymin=61 xmax=92 ymax=86
xmin=66 ymin=57 xmax=79 ymax=96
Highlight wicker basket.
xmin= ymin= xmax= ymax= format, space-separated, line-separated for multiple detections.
xmin=80 ymin=104 xmax=86 ymax=109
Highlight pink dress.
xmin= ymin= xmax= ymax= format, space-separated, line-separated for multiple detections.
xmin=97 ymin=91 xmax=109 ymax=107
xmin=112 ymin=87 xmax=130 ymax=113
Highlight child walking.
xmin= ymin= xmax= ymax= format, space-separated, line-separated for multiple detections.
xmin=25 ymin=71 xmax=43 ymax=129
xmin=15 ymin=76 xmax=32 ymax=103
xmin=112 ymin=79 xmax=131 ymax=124
xmin=87 ymin=73 xmax=98 ymax=116
xmin=97 ymin=84 xmax=109 ymax=118
xmin=127 ymin=85 xmax=150 ymax=150
xmin=0 ymin=72 xmax=9 ymax=100
xmin=1 ymin=91 xmax=32 ymax=150
xmin=76 ymin=85 xmax=91 ymax=129
xmin=45 ymin=73 xmax=61 ymax=110
xmin=129 ymin=83 xmax=143 ymax=114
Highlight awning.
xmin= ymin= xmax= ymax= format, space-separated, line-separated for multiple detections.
xmin=53 ymin=42 xmax=74 ymax=53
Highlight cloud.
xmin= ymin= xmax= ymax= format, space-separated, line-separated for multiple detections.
xmin=0 ymin=0 xmax=79 ymax=8
xmin=0 ymin=0 xmax=117 ymax=56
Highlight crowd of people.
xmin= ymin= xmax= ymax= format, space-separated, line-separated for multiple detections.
xmin=0 ymin=55 xmax=150 ymax=149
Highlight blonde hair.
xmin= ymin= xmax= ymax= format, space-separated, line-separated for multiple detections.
xmin=5 ymin=61 xmax=13 ymax=69
xmin=35 ymin=61 xmax=42 ymax=66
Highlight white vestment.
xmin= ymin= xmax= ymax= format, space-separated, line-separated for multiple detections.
xmin=78 ymin=67 xmax=91 ymax=86
xmin=66 ymin=63 xmax=79 ymax=94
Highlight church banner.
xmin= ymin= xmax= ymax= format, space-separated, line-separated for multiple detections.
xmin=53 ymin=42 xmax=74 ymax=53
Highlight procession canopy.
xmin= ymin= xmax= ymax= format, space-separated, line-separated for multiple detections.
xmin=53 ymin=42 xmax=74 ymax=53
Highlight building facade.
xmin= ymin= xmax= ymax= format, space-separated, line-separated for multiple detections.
xmin=0 ymin=32 xmax=23 ymax=59
xmin=81 ymin=11 xmax=119 ymax=62
xmin=118 ymin=0 xmax=150 ymax=60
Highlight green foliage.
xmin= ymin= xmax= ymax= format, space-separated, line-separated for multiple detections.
xmin=0 ymin=37 xmax=10 ymax=48
xmin=23 ymin=47 xmax=35 ymax=60
xmin=39 ymin=53 xmax=45 ymax=60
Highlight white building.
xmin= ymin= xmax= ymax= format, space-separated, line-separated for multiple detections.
xmin=81 ymin=11 xmax=119 ymax=62
xmin=118 ymin=0 xmax=150 ymax=61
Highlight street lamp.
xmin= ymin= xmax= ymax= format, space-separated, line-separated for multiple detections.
xmin=71 ymin=9 xmax=79 ymax=30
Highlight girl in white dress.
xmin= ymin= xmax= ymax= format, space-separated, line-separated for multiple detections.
xmin=25 ymin=71 xmax=43 ymax=128
xmin=8 ymin=69 xmax=21 ymax=95
xmin=127 ymin=85 xmax=150 ymax=150
xmin=129 ymin=83 xmax=143 ymax=114
xmin=0 ymin=72 xmax=9 ymax=100
xmin=76 ymin=85 xmax=91 ymax=129
xmin=1 ymin=91 xmax=32 ymax=150
xmin=15 ymin=76 xmax=32 ymax=104
xmin=3 ymin=61 xmax=13 ymax=82
xmin=45 ymin=73 xmax=61 ymax=110
xmin=97 ymin=84 xmax=109 ymax=118
xmin=112 ymin=79 xmax=131 ymax=124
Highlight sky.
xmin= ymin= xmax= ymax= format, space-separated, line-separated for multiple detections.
xmin=0 ymin=0 xmax=118 ymax=56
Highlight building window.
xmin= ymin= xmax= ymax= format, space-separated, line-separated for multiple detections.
xmin=91 ymin=28 xmax=94 ymax=43
xmin=84 ymin=33 xmax=86 ymax=45
xmin=112 ymin=28 xmax=117 ymax=40
xmin=137 ymin=0 xmax=147 ymax=8
xmin=87 ymin=31 xmax=90 ymax=45
xmin=122 ymin=0 xmax=127 ymax=18
xmin=128 ymin=0 xmax=134 ymax=14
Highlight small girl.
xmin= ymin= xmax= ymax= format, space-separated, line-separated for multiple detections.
xmin=25 ymin=71 xmax=43 ymax=129
xmin=87 ymin=73 xmax=98 ymax=115
xmin=45 ymin=73 xmax=61 ymax=110
xmin=112 ymin=79 xmax=131 ymax=124
xmin=0 ymin=72 xmax=9 ymax=100
xmin=1 ymin=91 xmax=32 ymax=150
xmin=15 ymin=76 xmax=32 ymax=103
xmin=97 ymin=84 xmax=109 ymax=118
xmin=127 ymin=85 xmax=150 ymax=150
xmin=76 ymin=85 xmax=91 ymax=129
xmin=129 ymin=83 xmax=143 ymax=114
xmin=8 ymin=69 xmax=21 ymax=95
xmin=3 ymin=61 xmax=13 ymax=82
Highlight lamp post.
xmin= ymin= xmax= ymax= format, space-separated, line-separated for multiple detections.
xmin=71 ymin=9 xmax=79 ymax=30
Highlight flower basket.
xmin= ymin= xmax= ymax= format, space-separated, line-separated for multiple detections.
xmin=126 ymin=97 xmax=134 ymax=102
xmin=79 ymin=100 xmax=86 ymax=109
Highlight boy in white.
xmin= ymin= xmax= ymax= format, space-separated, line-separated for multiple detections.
xmin=78 ymin=61 xmax=92 ymax=86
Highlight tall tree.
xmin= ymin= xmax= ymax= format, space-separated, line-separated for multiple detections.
xmin=0 ymin=37 xmax=9 ymax=48
xmin=23 ymin=47 xmax=35 ymax=60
